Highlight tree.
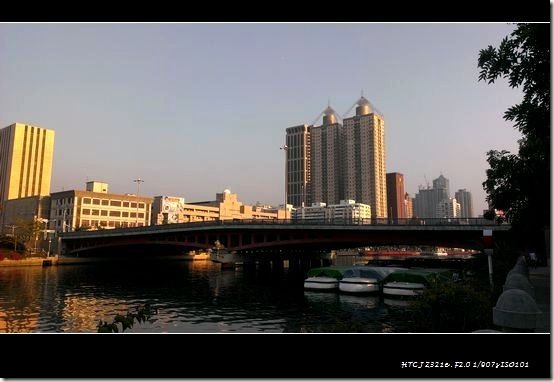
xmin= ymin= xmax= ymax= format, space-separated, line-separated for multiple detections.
xmin=478 ymin=23 xmax=550 ymax=252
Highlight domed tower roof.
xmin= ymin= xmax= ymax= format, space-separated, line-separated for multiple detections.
xmin=355 ymin=96 xmax=373 ymax=116
xmin=322 ymin=105 xmax=339 ymax=125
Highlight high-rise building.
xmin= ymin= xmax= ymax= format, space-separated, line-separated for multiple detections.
xmin=310 ymin=106 xmax=342 ymax=206
xmin=413 ymin=174 xmax=456 ymax=218
xmin=342 ymin=97 xmax=387 ymax=218
xmin=0 ymin=123 xmax=55 ymax=209
xmin=413 ymin=187 xmax=438 ymax=218
xmin=285 ymin=124 xmax=311 ymax=207
xmin=455 ymin=189 xmax=473 ymax=218
xmin=433 ymin=174 xmax=450 ymax=202
xmin=286 ymin=96 xmax=387 ymax=218
xmin=386 ymin=172 xmax=406 ymax=219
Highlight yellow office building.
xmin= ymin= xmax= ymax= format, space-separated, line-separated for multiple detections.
xmin=0 ymin=123 xmax=55 ymax=207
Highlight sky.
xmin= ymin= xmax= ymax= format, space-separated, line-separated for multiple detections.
xmin=0 ymin=23 xmax=524 ymax=214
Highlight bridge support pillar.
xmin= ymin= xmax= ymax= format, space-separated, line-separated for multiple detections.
xmin=272 ymin=258 xmax=284 ymax=272
xmin=243 ymin=258 xmax=256 ymax=272
xmin=301 ymin=257 xmax=312 ymax=271
xmin=258 ymin=259 xmax=271 ymax=273
xmin=288 ymin=257 xmax=300 ymax=271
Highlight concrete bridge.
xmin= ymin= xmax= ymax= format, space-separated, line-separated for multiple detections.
xmin=59 ymin=218 xmax=510 ymax=257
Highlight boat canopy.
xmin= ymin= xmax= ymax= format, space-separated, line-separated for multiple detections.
xmin=307 ymin=266 xmax=351 ymax=280
xmin=342 ymin=266 xmax=407 ymax=281
xmin=383 ymin=269 xmax=456 ymax=286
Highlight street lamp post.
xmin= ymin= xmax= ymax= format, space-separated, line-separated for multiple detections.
xmin=280 ymin=144 xmax=288 ymax=220
xmin=133 ymin=178 xmax=144 ymax=227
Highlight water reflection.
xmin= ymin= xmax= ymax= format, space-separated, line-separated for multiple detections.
xmin=339 ymin=293 xmax=380 ymax=310
xmin=384 ymin=298 xmax=414 ymax=308
xmin=0 ymin=260 xmax=411 ymax=333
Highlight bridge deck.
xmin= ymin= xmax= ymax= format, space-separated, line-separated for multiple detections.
xmin=60 ymin=219 xmax=510 ymax=240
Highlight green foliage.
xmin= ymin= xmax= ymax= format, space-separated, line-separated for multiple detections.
xmin=12 ymin=218 xmax=42 ymax=248
xmin=406 ymin=279 xmax=493 ymax=332
xmin=478 ymin=23 xmax=550 ymax=250
xmin=97 ymin=304 xmax=158 ymax=333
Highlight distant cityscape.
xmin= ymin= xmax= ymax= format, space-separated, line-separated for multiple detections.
xmin=0 ymin=96 xmax=474 ymax=234
xmin=285 ymin=96 xmax=474 ymax=222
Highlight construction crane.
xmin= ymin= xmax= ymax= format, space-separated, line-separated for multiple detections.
xmin=424 ymin=174 xmax=430 ymax=189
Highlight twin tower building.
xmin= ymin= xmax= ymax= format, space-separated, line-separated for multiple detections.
xmin=285 ymin=96 xmax=387 ymax=218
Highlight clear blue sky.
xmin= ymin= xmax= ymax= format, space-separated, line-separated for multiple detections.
xmin=0 ymin=23 xmax=523 ymax=214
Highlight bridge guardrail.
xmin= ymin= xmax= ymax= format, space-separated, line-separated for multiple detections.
xmin=59 ymin=217 xmax=508 ymax=238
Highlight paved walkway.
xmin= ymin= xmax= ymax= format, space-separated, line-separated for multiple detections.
xmin=528 ymin=265 xmax=550 ymax=333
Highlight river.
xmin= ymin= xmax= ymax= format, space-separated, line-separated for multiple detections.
xmin=0 ymin=259 xmax=415 ymax=333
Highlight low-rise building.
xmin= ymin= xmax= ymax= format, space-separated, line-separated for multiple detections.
xmin=152 ymin=189 xmax=288 ymax=225
xmin=293 ymin=199 xmax=371 ymax=223
xmin=49 ymin=182 xmax=153 ymax=232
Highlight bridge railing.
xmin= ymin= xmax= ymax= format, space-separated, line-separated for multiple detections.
xmin=60 ymin=217 xmax=505 ymax=238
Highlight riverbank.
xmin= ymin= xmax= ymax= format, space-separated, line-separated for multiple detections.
xmin=0 ymin=256 xmax=58 ymax=267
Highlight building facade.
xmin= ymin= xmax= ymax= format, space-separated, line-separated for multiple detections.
xmin=404 ymin=192 xmax=413 ymax=219
xmin=436 ymin=198 xmax=461 ymax=218
xmin=285 ymin=124 xmax=311 ymax=208
xmin=293 ymin=199 xmax=371 ymax=223
xmin=49 ymin=182 xmax=153 ymax=232
xmin=2 ymin=195 xmax=51 ymax=227
xmin=386 ymin=172 xmax=406 ymax=219
xmin=0 ymin=123 xmax=55 ymax=224
xmin=310 ymin=107 xmax=342 ymax=206
xmin=152 ymin=196 xmax=187 ymax=224
xmin=413 ymin=187 xmax=438 ymax=218
xmin=455 ymin=189 xmax=473 ymax=218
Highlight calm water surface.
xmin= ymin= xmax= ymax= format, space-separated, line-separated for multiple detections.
xmin=0 ymin=260 xmax=412 ymax=333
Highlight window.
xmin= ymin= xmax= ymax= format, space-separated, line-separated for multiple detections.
xmin=109 ymin=211 xmax=120 ymax=217
xmin=82 ymin=209 xmax=91 ymax=215
xmin=92 ymin=199 xmax=100 ymax=205
xmin=101 ymin=200 xmax=109 ymax=206
xmin=130 ymin=212 xmax=136 ymax=218
xmin=83 ymin=198 xmax=91 ymax=204
xmin=138 ymin=203 xmax=145 ymax=209
xmin=101 ymin=210 xmax=108 ymax=216
xmin=123 ymin=202 xmax=129 ymax=208
xmin=110 ymin=200 xmax=122 ymax=207
xmin=131 ymin=203 xmax=137 ymax=208
xmin=138 ymin=213 xmax=144 ymax=218
xmin=91 ymin=210 xmax=99 ymax=216
xmin=122 ymin=212 xmax=129 ymax=217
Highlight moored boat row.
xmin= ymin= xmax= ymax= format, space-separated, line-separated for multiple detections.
xmin=304 ymin=265 xmax=459 ymax=299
